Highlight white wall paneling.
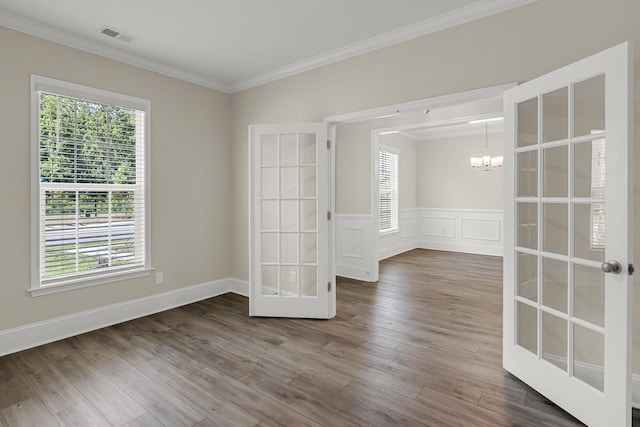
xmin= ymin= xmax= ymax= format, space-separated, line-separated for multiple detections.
xmin=418 ymin=208 xmax=503 ymax=256
xmin=379 ymin=209 xmax=419 ymax=260
xmin=335 ymin=214 xmax=377 ymax=281
xmin=336 ymin=209 xmax=502 ymax=283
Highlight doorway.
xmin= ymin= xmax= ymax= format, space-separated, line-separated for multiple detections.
xmin=331 ymin=93 xmax=507 ymax=283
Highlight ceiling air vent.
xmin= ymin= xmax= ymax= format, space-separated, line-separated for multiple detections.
xmin=99 ymin=26 xmax=136 ymax=43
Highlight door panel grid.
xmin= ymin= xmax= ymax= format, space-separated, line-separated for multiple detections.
xmin=260 ymin=133 xmax=319 ymax=298
xmin=514 ymin=79 xmax=608 ymax=391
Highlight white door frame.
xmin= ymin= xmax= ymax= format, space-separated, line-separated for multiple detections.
xmin=324 ymin=83 xmax=516 ymax=282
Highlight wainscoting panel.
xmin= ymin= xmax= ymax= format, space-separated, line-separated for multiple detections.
xmin=461 ymin=218 xmax=501 ymax=241
xmin=421 ymin=217 xmax=456 ymax=238
xmin=335 ymin=214 xmax=376 ymax=281
xmin=418 ymin=208 xmax=504 ymax=257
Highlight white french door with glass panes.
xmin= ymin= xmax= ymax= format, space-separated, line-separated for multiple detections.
xmin=503 ymin=42 xmax=633 ymax=426
xmin=249 ymin=123 xmax=334 ymax=318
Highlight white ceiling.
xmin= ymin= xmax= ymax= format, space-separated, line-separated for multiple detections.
xmin=0 ymin=0 xmax=534 ymax=93
xmin=401 ymin=120 xmax=503 ymax=141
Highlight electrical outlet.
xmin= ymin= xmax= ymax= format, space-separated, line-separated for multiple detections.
xmin=155 ymin=272 xmax=164 ymax=284
xmin=290 ymin=271 xmax=296 ymax=283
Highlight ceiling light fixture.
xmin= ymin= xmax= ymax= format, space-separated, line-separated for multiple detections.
xmin=470 ymin=123 xmax=503 ymax=171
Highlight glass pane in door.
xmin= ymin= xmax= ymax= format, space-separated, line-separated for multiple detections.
xmin=517 ymin=252 xmax=537 ymax=302
xmin=574 ymin=264 xmax=605 ymax=327
xmin=543 ymin=87 xmax=568 ymax=143
xmin=261 ymin=266 xmax=278 ymax=296
xmin=543 ymin=145 xmax=568 ymax=197
xmin=573 ymin=325 xmax=604 ymax=392
xmin=517 ymin=151 xmax=538 ymax=197
xmin=542 ymin=312 xmax=567 ymax=371
xmin=517 ymin=302 xmax=537 ymax=354
xmin=517 ymin=202 xmax=538 ymax=249
xmin=574 ymin=75 xmax=605 ymax=137
xmin=261 ymin=134 xmax=277 ymax=165
xmin=542 ymin=257 xmax=568 ymax=313
xmin=574 ymin=139 xmax=606 ymax=198
xmin=518 ymin=97 xmax=538 ymax=147
xmin=543 ymin=203 xmax=568 ymax=255
xmin=574 ymin=203 xmax=605 ymax=262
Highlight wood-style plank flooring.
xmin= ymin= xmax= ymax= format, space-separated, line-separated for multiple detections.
xmin=0 ymin=249 xmax=634 ymax=426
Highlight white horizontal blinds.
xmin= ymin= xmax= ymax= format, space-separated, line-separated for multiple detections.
xmin=38 ymin=92 xmax=145 ymax=284
xmin=379 ymin=146 xmax=398 ymax=233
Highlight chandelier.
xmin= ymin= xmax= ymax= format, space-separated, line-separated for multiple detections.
xmin=470 ymin=122 xmax=503 ymax=171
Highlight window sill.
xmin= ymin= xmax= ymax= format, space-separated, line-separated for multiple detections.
xmin=28 ymin=268 xmax=153 ymax=297
xmin=379 ymin=229 xmax=399 ymax=237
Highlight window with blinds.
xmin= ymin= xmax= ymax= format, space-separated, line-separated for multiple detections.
xmin=379 ymin=146 xmax=399 ymax=234
xmin=31 ymin=76 xmax=151 ymax=294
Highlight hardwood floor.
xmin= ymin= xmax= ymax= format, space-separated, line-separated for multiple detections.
xmin=0 ymin=249 xmax=632 ymax=426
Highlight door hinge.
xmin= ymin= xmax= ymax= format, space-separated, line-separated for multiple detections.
xmin=327 ymin=211 xmax=331 ymax=221
xmin=327 ymin=139 xmax=331 ymax=149
xmin=629 ymin=264 xmax=635 ymax=275
xmin=328 ymin=281 xmax=332 ymax=292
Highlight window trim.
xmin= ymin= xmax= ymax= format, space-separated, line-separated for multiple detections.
xmin=29 ymin=75 xmax=152 ymax=296
xmin=378 ymin=144 xmax=399 ymax=235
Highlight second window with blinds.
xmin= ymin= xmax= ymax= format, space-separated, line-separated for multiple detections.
xmin=379 ymin=145 xmax=399 ymax=234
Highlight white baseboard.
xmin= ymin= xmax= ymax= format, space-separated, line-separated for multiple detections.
xmin=0 ymin=277 xmax=242 ymax=357
xmin=336 ymin=264 xmax=374 ymax=282
xmin=228 ymin=278 xmax=250 ymax=297
xmin=418 ymin=241 xmax=503 ymax=257
xmin=379 ymin=240 xmax=418 ymax=261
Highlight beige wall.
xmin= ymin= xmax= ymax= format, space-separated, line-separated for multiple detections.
xmin=335 ymin=120 xmax=419 ymax=214
xmin=0 ymin=27 xmax=232 ymax=330
xmin=334 ymin=98 xmax=502 ymax=214
xmin=416 ymin=132 xmax=503 ymax=209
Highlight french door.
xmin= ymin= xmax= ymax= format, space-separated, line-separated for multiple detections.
xmin=249 ymin=123 xmax=334 ymax=318
xmin=503 ymin=42 xmax=633 ymax=426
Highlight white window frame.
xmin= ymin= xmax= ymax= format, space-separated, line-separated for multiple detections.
xmin=29 ymin=75 xmax=152 ymax=296
xmin=378 ymin=145 xmax=399 ymax=235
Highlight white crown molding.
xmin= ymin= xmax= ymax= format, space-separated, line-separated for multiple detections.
xmin=228 ymin=0 xmax=538 ymax=92
xmin=0 ymin=10 xmax=233 ymax=93
xmin=0 ymin=0 xmax=536 ymax=94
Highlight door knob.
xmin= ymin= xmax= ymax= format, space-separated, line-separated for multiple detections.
xmin=601 ymin=261 xmax=622 ymax=274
